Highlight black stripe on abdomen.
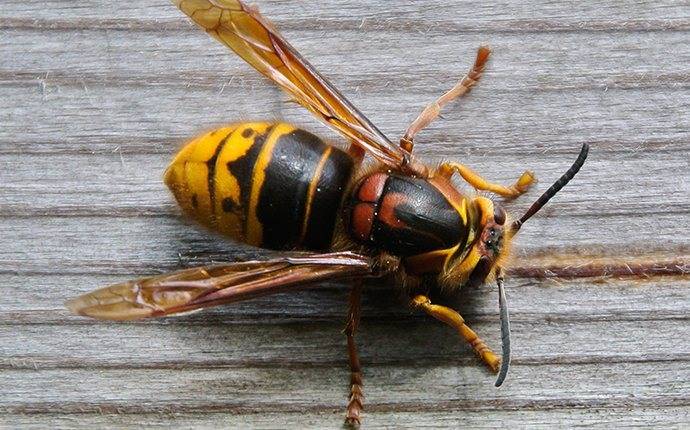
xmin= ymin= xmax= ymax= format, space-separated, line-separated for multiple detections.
xmin=226 ymin=125 xmax=274 ymax=234
xmin=206 ymin=128 xmax=235 ymax=225
xmin=256 ymin=129 xmax=325 ymax=250
xmin=303 ymin=147 xmax=354 ymax=249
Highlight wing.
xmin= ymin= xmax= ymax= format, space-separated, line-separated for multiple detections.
xmin=66 ymin=252 xmax=374 ymax=320
xmin=172 ymin=0 xmax=408 ymax=168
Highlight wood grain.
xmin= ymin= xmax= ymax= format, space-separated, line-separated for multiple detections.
xmin=1 ymin=0 xmax=688 ymax=428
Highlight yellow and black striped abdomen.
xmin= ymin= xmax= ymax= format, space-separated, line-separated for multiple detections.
xmin=164 ymin=122 xmax=355 ymax=250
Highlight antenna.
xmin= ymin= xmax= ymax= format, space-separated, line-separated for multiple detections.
xmin=494 ymin=270 xmax=511 ymax=387
xmin=512 ymin=143 xmax=589 ymax=233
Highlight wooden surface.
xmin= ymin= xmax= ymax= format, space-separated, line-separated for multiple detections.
xmin=1 ymin=0 xmax=689 ymax=428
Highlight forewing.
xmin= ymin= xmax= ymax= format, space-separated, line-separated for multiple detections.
xmin=66 ymin=252 xmax=373 ymax=320
xmin=172 ymin=0 xmax=407 ymax=167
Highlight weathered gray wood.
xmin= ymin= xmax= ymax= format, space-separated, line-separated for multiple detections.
xmin=1 ymin=0 xmax=688 ymax=428
xmin=4 ymin=409 xmax=690 ymax=430
xmin=0 ymin=362 xmax=685 ymax=409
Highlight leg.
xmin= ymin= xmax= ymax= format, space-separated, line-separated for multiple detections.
xmin=437 ymin=162 xmax=535 ymax=199
xmin=410 ymin=295 xmax=500 ymax=372
xmin=344 ymin=283 xmax=364 ymax=427
xmin=400 ymin=45 xmax=491 ymax=153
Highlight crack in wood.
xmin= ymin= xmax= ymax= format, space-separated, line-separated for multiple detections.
xmin=2 ymin=17 xmax=690 ymax=33
xmin=0 ymin=353 xmax=687 ymax=371
xmin=3 ymin=395 xmax=688 ymax=415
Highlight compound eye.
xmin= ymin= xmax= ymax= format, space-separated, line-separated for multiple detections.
xmin=494 ymin=206 xmax=506 ymax=225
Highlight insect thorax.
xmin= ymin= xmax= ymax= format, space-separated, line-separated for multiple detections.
xmin=345 ymin=172 xmax=475 ymax=263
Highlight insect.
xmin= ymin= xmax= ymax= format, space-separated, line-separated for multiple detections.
xmin=67 ymin=0 xmax=589 ymax=426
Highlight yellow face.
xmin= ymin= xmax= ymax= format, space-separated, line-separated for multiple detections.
xmin=440 ymin=197 xmax=513 ymax=289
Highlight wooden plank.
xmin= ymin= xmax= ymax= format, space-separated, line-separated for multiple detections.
xmin=2 ymin=30 xmax=688 ymax=150
xmin=1 ymin=317 xmax=687 ymax=368
xmin=4 ymin=408 xmax=690 ymax=430
xmin=2 ymin=1 xmax=688 ymax=30
xmin=4 ymin=274 xmax=688 ymax=318
xmin=0 ymin=0 xmax=688 ymax=428
xmin=1 ymin=363 xmax=686 ymax=410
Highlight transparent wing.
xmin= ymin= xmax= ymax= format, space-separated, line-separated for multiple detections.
xmin=66 ymin=252 xmax=373 ymax=320
xmin=172 ymin=0 xmax=408 ymax=167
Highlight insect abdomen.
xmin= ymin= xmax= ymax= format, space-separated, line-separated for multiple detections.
xmin=164 ymin=122 xmax=354 ymax=250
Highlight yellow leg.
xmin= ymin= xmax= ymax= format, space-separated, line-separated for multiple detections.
xmin=411 ymin=295 xmax=500 ymax=372
xmin=438 ymin=162 xmax=535 ymax=199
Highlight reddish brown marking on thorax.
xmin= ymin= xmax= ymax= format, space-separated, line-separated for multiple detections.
xmin=378 ymin=193 xmax=407 ymax=229
xmin=358 ymin=172 xmax=387 ymax=202
xmin=348 ymin=173 xmax=388 ymax=242
xmin=351 ymin=204 xmax=375 ymax=242
xmin=347 ymin=172 xmax=468 ymax=256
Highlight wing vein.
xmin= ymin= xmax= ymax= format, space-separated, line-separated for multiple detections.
xmin=173 ymin=0 xmax=407 ymax=168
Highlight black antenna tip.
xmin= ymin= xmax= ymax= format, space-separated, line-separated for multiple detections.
xmin=512 ymin=143 xmax=590 ymax=231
